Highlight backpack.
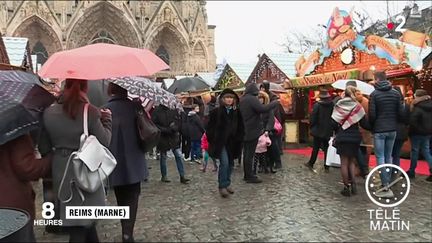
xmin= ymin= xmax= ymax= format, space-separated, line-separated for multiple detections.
xmin=135 ymin=101 xmax=161 ymax=152
xmin=58 ymin=103 xmax=117 ymax=203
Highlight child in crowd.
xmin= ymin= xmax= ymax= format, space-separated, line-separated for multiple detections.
xmin=254 ymin=131 xmax=271 ymax=174
xmin=201 ymin=132 xmax=218 ymax=172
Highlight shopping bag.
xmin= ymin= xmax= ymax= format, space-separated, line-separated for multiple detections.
xmin=326 ymin=137 xmax=340 ymax=167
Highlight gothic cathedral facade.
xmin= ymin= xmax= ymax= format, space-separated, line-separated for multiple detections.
xmin=0 ymin=0 xmax=216 ymax=76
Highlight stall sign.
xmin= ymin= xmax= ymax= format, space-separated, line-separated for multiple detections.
xmin=291 ymin=69 xmax=359 ymax=88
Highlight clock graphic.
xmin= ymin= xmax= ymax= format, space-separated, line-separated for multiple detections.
xmin=365 ymin=164 xmax=411 ymax=208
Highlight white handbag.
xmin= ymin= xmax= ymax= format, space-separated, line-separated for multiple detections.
xmin=58 ymin=103 xmax=117 ymax=203
xmin=325 ymin=137 xmax=341 ymax=167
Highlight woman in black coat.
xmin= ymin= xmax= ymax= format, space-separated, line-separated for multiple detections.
xmin=206 ymin=89 xmax=244 ymax=198
xmin=104 ymin=83 xmax=148 ymax=242
xmin=331 ymin=86 xmax=369 ymax=197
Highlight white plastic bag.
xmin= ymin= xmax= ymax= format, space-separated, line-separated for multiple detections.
xmin=326 ymin=137 xmax=341 ymax=167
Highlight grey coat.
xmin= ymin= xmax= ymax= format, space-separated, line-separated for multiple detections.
xmin=42 ymin=101 xmax=112 ymax=227
xmin=104 ymin=96 xmax=148 ymax=187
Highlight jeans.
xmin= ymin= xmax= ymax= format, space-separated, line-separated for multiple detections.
xmin=308 ymin=136 xmax=329 ymax=167
xmin=160 ymin=148 xmax=185 ymax=178
xmin=408 ymin=135 xmax=432 ymax=174
xmin=190 ymin=140 xmax=201 ymax=160
xmin=242 ymin=138 xmax=259 ymax=179
xmin=374 ymin=131 xmax=397 ymax=186
xmin=392 ymin=139 xmax=405 ymax=168
xmin=218 ymin=147 xmax=233 ymax=188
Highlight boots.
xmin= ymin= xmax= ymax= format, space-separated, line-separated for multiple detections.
xmin=340 ymin=184 xmax=351 ymax=197
xmin=219 ymin=188 xmax=229 ymax=198
xmin=180 ymin=176 xmax=190 ymax=184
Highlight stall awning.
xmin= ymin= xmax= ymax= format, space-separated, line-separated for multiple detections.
xmin=287 ymin=69 xmax=360 ymax=88
xmin=385 ymin=68 xmax=414 ymax=78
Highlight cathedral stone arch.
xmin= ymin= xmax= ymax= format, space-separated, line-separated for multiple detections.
xmin=12 ymin=15 xmax=62 ymax=58
xmin=144 ymin=22 xmax=189 ymax=72
xmin=193 ymin=40 xmax=208 ymax=72
xmin=67 ymin=2 xmax=140 ymax=49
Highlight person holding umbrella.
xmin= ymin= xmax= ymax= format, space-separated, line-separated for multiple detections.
xmin=42 ymin=79 xmax=112 ymax=242
xmin=103 ymin=83 xmax=148 ymax=242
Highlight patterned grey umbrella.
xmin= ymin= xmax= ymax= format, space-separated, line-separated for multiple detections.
xmin=107 ymin=76 xmax=182 ymax=111
xmin=0 ymin=71 xmax=55 ymax=145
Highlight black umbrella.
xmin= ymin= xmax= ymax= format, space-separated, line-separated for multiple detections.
xmin=0 ymin=71 xmax=55 ymax=145
xmin=167 ymin=77 xmax=210 ymax=94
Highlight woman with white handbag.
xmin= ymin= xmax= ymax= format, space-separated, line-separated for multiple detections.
xmin=331 ymin=86 xmax=370 ymax=197
xmin=42 ymin=79 xmax=112 ymax=242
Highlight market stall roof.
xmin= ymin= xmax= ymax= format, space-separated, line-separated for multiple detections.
xmin=267 ymin=53 xmax=304 ymax=78
xmin=2 ymin=37 xmax=32 ymax=70
xmin=214 ymin=64 xmax=245 ymax=90
xmin=229 ymin=63 xmax=256 ymax=82
xmin=195 ymin=72 xmax=217 ymax=87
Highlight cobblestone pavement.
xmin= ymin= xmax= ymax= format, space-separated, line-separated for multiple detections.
xmin=33 ymin=152 xmax=432 ymax=242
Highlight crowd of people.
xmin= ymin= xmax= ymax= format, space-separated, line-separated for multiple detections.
xmin=306 ymin=71 xmax=432 ymax=197
xmin=1 ymin=72 xmax=431 ymax=242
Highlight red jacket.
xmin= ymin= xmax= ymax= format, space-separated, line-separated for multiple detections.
xmin=201 ymin=133 xmax=209 ymax=151
xmin=0 ymin=135 xmax=51 ymax=219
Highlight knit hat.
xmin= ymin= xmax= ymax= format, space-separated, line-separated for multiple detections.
xmin=415 ymin=89 xmax=428 ymax=97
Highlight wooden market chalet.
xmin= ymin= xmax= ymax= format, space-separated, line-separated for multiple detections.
xmin=280 ymin=7 xmax=432 ymax=143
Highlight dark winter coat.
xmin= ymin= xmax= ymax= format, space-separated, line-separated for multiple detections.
xmin=206 ymin=89 xmax=244 ymax=161
xmin=187 ymin=111 xmax=205 ymax=140
xmin=310 ymin=99 xmax=334 ymax=139
xmin=369 ymin=80 xmax=403 ymax=133
xmin=409 ymin=96 xmax=432 ymax=136
xmin=104 ymin=96 xmax=148 ymax=187
xmin=332 ymin=117 xmax=370 ymax=144
xmin=0 ymin=134 xmax=51 ymax=219
xmin=180 ymin=107 xmax=192 ymax=138
xmin=395 ymin=101 xmax=410 ymax=141
xmin=152 ymin=105 xmax=181 ymax=151
xmin=239 ymin=84 xmax=279 ymax=141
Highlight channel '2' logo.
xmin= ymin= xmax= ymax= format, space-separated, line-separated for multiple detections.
xmin=42 ymin=202 xmax=55 ymax=219
xmin=388 ymin=15 xmax=406 ymax=33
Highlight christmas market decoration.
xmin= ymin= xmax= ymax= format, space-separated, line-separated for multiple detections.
xmin=214 ymin=63 xmax=245 ymax=90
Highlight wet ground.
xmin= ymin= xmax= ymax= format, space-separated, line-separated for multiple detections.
xmin=33 ymin=152 xmax=432 ymax=242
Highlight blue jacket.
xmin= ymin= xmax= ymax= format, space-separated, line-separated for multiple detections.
xmin=104 ymin=96 xmax=148 ymax=186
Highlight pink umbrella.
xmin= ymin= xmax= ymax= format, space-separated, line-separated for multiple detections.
xmin=38 ymin=43 xmax=169 ymax=80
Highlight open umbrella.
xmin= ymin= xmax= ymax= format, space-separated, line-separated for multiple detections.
xmin=331 ymin=79 xmax=375 ymax=95
xmin=107 ymin=76 xmax=182 ymax=111
xmin=167 ymin=77 xmax=210 ymax=94
xmin=38 ymin=43 xmax=169 ymax=80
xmin=0 ymin=71 xmax=55 ymax=145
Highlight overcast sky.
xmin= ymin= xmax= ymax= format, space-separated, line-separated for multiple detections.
xmin=206 ymin=1 xmax=431 ymax=64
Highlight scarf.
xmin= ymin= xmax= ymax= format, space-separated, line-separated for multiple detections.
xmin=331 ymin=97 xmax=365 ymax=130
